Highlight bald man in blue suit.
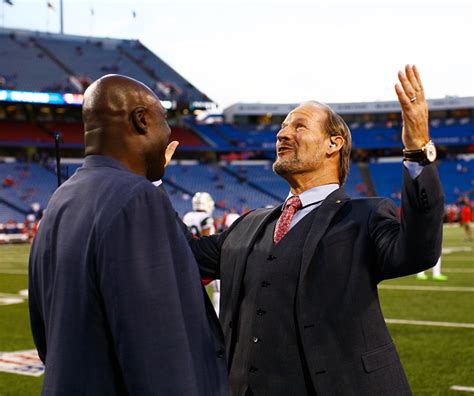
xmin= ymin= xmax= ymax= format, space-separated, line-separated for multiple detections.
xmin=29 ymin=75 xmax=228 ymax=395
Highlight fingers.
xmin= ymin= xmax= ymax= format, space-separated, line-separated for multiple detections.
xmin=165 ymin=140 xmax=179 ymax=167
xmin=398 ymin=68 xmax=417 ymax=101
xmin=395 ymin=83 xmax=410 ymax=106
xmin=412 ymin=65 xmax=425 ymax=100
xmin=167 ymin=140 xmax=179 ymax=152
xmin=405 ymin=64 xmax=420 ymax=92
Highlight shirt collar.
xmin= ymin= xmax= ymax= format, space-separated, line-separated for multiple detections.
xmin=83 ymin=155 xmax=130 ymax=172
xmin=283 ymin=183 xmax=339 ymax=209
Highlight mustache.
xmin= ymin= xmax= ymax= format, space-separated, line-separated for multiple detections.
xmin=277 ymin=144 xmax=296 ymax=153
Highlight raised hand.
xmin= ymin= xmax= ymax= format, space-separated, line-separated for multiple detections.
xmin=165 ymin=140 xmax=179 ymax=167
xmin=395 ymin=65 xmax=430 ymax=150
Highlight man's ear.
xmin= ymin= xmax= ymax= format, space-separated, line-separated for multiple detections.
xmin=131 ymin=107 xmax=147 ymax=134
xmin=327 ymin=135 xmax=344 ymax=154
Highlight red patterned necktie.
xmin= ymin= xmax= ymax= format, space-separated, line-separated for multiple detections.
xmin=273 ymin=195 xmax=302 ymax=245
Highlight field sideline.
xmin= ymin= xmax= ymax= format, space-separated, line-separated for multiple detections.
xmin=0 ymin=225 xmax=472 ymax=395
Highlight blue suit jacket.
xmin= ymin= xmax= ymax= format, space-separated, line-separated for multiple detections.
xmin=29 ymin=155 xmax=228 ymax=395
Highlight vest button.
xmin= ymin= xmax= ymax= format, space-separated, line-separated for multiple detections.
xmin=257 ymin=309 xmax=266 ymax=316
xmin=249 ymin=366 xmax=258 ymax=373
xmin=261 ymin=281 xmax=270 ymax=287
xmin=267 ymin=254 xmax=277 ymax=261
xmin=251 ymin=336 xmax=260 ymax=343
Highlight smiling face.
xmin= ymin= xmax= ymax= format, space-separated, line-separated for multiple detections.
xmin=273 ymin=102 xmax=331 ymax=178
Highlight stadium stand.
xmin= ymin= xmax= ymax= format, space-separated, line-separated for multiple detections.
xmin=0 ymin=121 xmax=54 ymax=146
xmin=369 ymin=157 xmax=474 ymax=207
xmin=169 ymin=126 xmax=207 ymax=148
xmin=0 ymin=28 xmax=212 ymax=105
xmin=185 ymin=121 xmax=232 ymax=149
xmin=39 ymin=121 xmax=84 ymax=146
xmin=119 ymin=41 xmax=211 ymax=103
xmin=368 ymin=160 xmax=404 ymax=206
xmin=0 ymin=32 xmax=70 ymax=92
xmin=1 ymin=28 xmax=472 ymax=233
xmin=0 ymin=120 xmax=205 ymax=149
xmin=34 ymin=35 xmax=154 ymax=91
xmin=1 ymin=158 xmax=374 ymax=223
xmin=185 ymin=117 xmax=473 ymax=151
xmin=165 ymin=161 xmax=283 ymax=216
xmin=437 ymin=158 xmax=474 ymax=204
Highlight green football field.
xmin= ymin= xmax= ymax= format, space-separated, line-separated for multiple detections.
xmin=0 ymin=225 xmax=472 ymax=395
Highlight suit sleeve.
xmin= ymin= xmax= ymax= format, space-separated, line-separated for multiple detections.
xmin=177 ymin=211 xmax=250 ymax=279
xmin=96 ymin=185 xmax=206 ymax=394
xmin=369 ymin=164 xmax=444 ymax=281
xmin=27 ymin=269 xmax=46 ymax=363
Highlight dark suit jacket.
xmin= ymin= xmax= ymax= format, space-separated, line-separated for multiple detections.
xmin=187 ymin=164 xmax=444 ymax=395
xmin=29 ymin=155 xmax=228 ymax=395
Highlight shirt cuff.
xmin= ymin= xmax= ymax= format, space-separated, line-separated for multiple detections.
xmin=403 ymin=161 xmax=425 ymax=179
xmin=152 ymin=180 xmax=163 ymax=187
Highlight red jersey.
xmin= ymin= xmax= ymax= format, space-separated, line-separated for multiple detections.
xmin=461 ymin=205 xmax=472 ymax=224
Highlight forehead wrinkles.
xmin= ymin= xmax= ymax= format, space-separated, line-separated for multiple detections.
xmin=285 ymin=107 xmax=326 ymax=127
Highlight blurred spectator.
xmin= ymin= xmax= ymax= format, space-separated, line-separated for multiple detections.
xmin=460 ymin=198 xmax=472 ymax=242
xmin=2 ymin=176 xmax=15 ymax=188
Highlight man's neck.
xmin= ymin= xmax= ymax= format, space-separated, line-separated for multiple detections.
xmin=284 ymin=173 xmax=339 ymax=195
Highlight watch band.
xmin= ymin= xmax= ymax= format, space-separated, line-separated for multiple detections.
xmin=403 ymin=140 xmax=435 ymax=165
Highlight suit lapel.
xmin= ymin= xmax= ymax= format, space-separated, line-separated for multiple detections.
xmin=229 ymin=205 xmax=281 ymax=316
xmin=300 ymin=188 xmax=351 ymax=280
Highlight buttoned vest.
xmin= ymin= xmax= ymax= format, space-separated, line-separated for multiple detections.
xmin=229 ymin=207 xmax=318 ymax=396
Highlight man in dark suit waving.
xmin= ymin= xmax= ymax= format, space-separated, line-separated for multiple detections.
xmin=29 ymin=75 xmax=228 ymax=395
xmin=184 ymin=65 xmax=444 ymax=395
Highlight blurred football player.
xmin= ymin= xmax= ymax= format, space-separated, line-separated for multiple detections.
xmin=183 ymin=192 xmax=221 ymax=315
xmin=416 ymin=256 xmax=447 ymax=281
xmin=221 ymin=208 xmax=240 ymax=231
xmin=183 ymin=192 xmax=216 ymax=237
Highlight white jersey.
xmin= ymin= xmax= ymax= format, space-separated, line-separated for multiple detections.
xmin=184 ymin=210 xmax=220 ymax=315
xmin=183 ymin=211 xmax=215 ymax=237
xmin=223 ymin=213 xmax=240 ymax=230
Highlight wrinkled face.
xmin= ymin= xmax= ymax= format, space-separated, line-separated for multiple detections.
xmin=273 ymin=103 xmax=329 ymax=177
xmin=145 ymin=99 xmax=171 ymax=181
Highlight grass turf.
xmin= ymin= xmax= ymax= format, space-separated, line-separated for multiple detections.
xmin=0 ymin=225 xmax=472 ymax=394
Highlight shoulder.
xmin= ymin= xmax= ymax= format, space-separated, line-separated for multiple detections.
xmin=226 ymin=207 xmax=274 ymax=232
xmin=350 ymin=197 xmax=388 ymax=209
xmin=113 ymin=176 xmax=164 ymax=212
xmin=341 ymin=196 xmax=398 ymax=220
xmin=97 ymin=176 xmax=170 ymax=234
xmin=240 ymin=207 xmax=274 ymax=222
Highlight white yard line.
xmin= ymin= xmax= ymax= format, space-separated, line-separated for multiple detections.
xmin=443 ymin=268 xmax=474 ymax=273
xmin=386 ymin=319 xmax=474 ymax=329
xmin=442 ymin=247 xmax=473 ymax=254
xmin=0 ymin=292 xmax=25 ymax=298
xmin=450 ymin=385 xmax=474 ymax=392
xmin=379 ymin=285 xmax=474 ymax=292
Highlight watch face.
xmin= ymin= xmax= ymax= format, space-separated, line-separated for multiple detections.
xmin=426 ymin=142 xmax=437 ymax=162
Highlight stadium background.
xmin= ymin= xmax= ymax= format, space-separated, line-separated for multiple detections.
xmin=0 ymin=24 xmax=473 ymax=395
